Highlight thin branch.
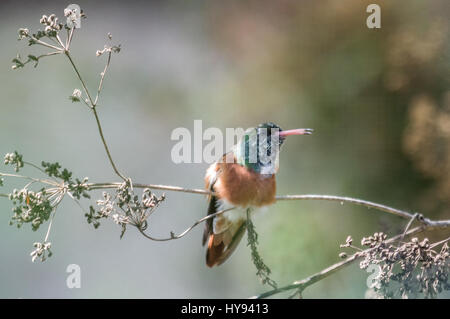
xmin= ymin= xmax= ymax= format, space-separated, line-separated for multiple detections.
xmin=44 ymin=213 xmax=55 ymax=242
xmin=66 ymin=27 xmax=75 ymax=49
xmin=251 ymin=224 xmax=448 ymax=299
xmin=401 ymin=212 xmax=421 ymax=240
xmin=83 ymin=182 xmax=420 ymax=222
xmin=0 ymin=172 xmax=58 ymax=186
xmin=55 ymin=34 xmax=66 ymax=50
xmin=36 ymin=51 xmax=62 ymax=60
xmin=30 ymin=36 xmax=63 ymax=51
xmin=429 ymin=236 xmax=450 ymax=249
xmin=87 ymin=182 xmax=210 ymax=195
xmin=137 ymin=207 xmax=234 ymax=241
xmin=23 ymin=161 xmax=59 ymax=183
xmin=94 ymin=51 xmax=111 ymax=106
xmin=85 ymin=183 xmax=450 ymax=229
xmin=64 ymin=51 xmax=94 ymax=106
xmin=44 ymin=193 xmax=64 ymax=242
xmin=64 ymin=50 xmax=127 ymax=181
xmin=47 ymin=36 xmax=62 ymax=47
xmin=47 ymin=190 xmax=63 ymax=201
xmin=89 ymin=182 xmax=448 ymax=253
xmin=80 ymin=95 xmax=92 ymax=109
xmin=91 ymin=107 xmax=127 ymax=181
xmin=22 ymin=180 xmax=37 ymax=191
xmin=276 ymin=194 xmax=414 ymax=220
xmin=84 ymin=184 xmax=423 ymax=220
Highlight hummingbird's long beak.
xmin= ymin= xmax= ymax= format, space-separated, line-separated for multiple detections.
xmin=278 ymin=128 xmax=314 ymax=137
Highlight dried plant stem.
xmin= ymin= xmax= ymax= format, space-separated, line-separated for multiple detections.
xmin=64 ymin=50 xmax=126 ymax=181
xmin=66 ymin=27 xmax=75 ymax=49
xmin=31 ymin=36 xmax=62 ymax=51
xmin=0 ymin=172 xmax=58 ymax=186
xmin=277 ymin=194 xmax=414 ymax=220
xmin=137 ymin=207 xmax=235 ymax=241
xmin=36 ymin=51 xmax=63 ymax=61
xmin=64 ymin=51 xmax=94 ymax=105
xmin=91 ymin=108 xmax=127 ymax=181
xmin=429 ymin=236 xmax=450 ymax=249
xmin=87 ymin=182 xmax=210 ymax=195
xmin=94 ymin=51 xmax=111 ymax=106
xmin=44 ymin=194 xmax=64 ymax=242
xmin=23 ymin=161 xmax=53 ymax=177
xmin=55 ymin=34 xmax=66 ymax=49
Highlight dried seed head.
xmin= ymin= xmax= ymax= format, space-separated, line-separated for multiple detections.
xmin=40 ymin=15 xmax=48 ymax=24
xmin=18 ymin=28 xmax=29 ymax=40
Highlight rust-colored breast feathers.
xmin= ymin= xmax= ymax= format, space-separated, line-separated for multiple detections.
xmin=204 ymin=153 xmax=277 ymax=207
xmin=217 ymin=163 xmax=276 ymax=207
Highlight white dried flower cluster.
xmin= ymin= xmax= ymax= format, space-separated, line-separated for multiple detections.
xmin=341 ymin=233 xmax=450 ymax=298
xmin=64 ymin=8 xmax=74 ymax=17
xmin=112 ymin=213 xmax=130 ymax=225
xmin=4 ymin=151 xmax=24 ymax=172
xmin=96 ymin=44 xmax=121 ymax=57
xmin=96 ymin=192 xmax=114 ymax=217
xmin=64 ymin=7 xmax=79 ymax=27
xmin=69 ymin=89 xmax=82 ymax=103
xmin=30 ymin=241 xmax=52 ymax=262
xmin=40 ymin=14 xmax=62 ymax=32
xmin=72 ymin=89 xmax=82 ymax=98
xmin=88 ymin=180 xmax=165 ymax=238
xmin=17 ymin=28 xmax=29 ymax=40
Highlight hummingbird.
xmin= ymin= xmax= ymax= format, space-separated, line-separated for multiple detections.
xmin=202 ymin=122 xmax=313 ymax=267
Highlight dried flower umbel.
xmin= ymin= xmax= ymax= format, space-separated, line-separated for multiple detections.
xmin=4 ymin=151 xmax=24 ymax=172
xmin=1 ymin=151 xmax=97 ymax=260
xmin=340 ymin=232 xmax=450 ymax=298
xmin=30 ymin=241 xmax=52 ymax=262
xmin=4 ymin=5 xmax=174 ymax=264
xmin=87 ymin=180 xmax=165 ymax=239
xmin=2 ymin=5 xmax=146 ymax=262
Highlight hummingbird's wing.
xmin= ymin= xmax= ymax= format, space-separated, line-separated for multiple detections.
xmin=202 ymin=154 xmax=248 ymax=267
xmin=202 ymin=152 xmax=233 ymax=246
xmin=202 ymin=161 xmax=220 ymax=246
xmin=202 ymin=189 xmax=218 ymax=246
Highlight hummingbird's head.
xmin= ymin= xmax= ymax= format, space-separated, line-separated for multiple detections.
xmin=236 ymin=122 xmax=313 ymax=175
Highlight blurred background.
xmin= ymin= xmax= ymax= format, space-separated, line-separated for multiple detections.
xmin=0 ymin=0 xmax=449 ymax=298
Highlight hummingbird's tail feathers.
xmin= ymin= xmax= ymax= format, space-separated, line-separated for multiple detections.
xmin=206 ymin=219 xmax=246 ymax=267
